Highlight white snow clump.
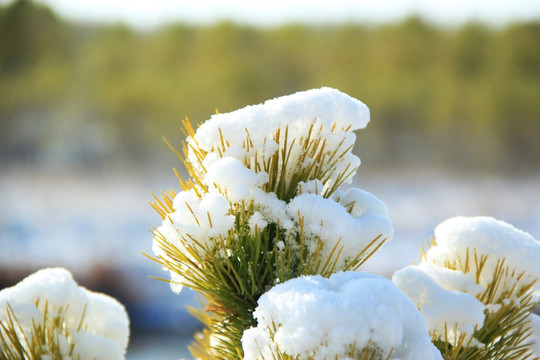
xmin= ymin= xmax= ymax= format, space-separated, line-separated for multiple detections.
xmin=288 ymin=188 xmax=393 ymax=269
xmin=188 ymin=86 xmax=370 ymax=189
xmin=393 ymin=216 xmax=540 ymax=343
xmin=427 ymin=216 xmax=540 ymax=301
xmin=242 ymin=271 xmax=443 ymax=360
xmin=0 ymin=267 xmax=129 ymax=360
xmin=393 ymin=264 xmax=485 ymax=341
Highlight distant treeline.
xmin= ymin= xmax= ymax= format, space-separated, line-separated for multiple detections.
xmin=1 ymin=0 xmax=539 ymax=172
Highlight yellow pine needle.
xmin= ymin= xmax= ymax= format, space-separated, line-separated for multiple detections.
xmin=351 ymin=235 xmax=386 ymax=271
xmin=463 ymin=247 xmax=470 ymax=274
xmin=181 ymin=117 xmax=196 ymax=137
xmin=419 ymin=243 xmax=427 ymax=262
xmin=162 ymin=136 xmax=183 ymax=161
xmin=1 ymin=299 xmax=89 ymax=360
xmin=206 ymin=212 xmax=213 ymax=228
xmin=160 ymin=190 xmax=174 ymax=210
xmin=319 ymin=238 xmax=344 ymax=275
xmin=186 ymin=142 xmax=207 ymax=171
xmin=182 ymin=201 xmax=200 ymax=226
xmin=218 ymin=128 xmax=227 ymax=154
xmin=149 ymin=191 xmax=174 ymax=219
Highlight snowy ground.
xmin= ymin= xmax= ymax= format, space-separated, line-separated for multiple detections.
xmin=1 ymin=165 xmax=539 ymax=358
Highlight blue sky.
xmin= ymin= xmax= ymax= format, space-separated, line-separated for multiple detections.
xmin=2 ymin=0 xmax=540 ymax=28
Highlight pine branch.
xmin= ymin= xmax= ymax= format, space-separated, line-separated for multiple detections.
xmin=420 ymin=240 xmax=540 ymax=360
xmin=0 ymin=301 xmax=86 ymax=360
xmin=150 ymin=103 xmax=386 ymax=359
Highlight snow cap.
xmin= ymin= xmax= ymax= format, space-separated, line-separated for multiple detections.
xmin=393 ymin=264 xmax=485 ymax=341
xmin=427 ymin=216 xmax=540 ymax=299
xmin=0 ymin=267 xmax=129 ymax=360
xmin=189 ymin=87 xmax=370 ymax=189
xmin=242 ymin=271 xmax=442 ymax=360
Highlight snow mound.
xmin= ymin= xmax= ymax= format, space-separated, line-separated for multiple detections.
xmin=287 ymin=190 xmax=393 ymax=268
xmin=427 ymin=216 xmax=540 ymax=300
xmin=0 ymin=267 xmax=129 ymax=360
xmin=393 ymin=264 xmax=485 ymax=341
xmin=393 ymin=216 xmax=540 ymax=346
xmin=242 ymin=271 xmax=442 ymax=360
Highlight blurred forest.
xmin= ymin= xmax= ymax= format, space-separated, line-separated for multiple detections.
xmin=1 ymin=0 xmax=539 ymax=173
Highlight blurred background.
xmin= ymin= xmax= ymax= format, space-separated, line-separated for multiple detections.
xmin=1 ymin=0 xmax=539 ymax=358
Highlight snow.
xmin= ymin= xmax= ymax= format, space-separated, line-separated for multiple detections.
xmin=250 ymin=188 xmax=294 ymax=230
xmin=204 ymin=156 xmax=268 ymax=202
xmin=297 ymin=179 xmax=324 ymax=195
xmin=194 ymin=87 xmax=370 ymax=147
xmin=392 ymin=265 xmax=485 ymax=341
xmin=171 ymin=189 xmax=235 ymax=240
xmin=412 ymin=262 xmax=482 ymax=295
xmin=242 ymin=271 xmax=443 ymax=360
xmin=0 ymin=267 xmax=129 ymax=360
xmin=2 ymin=85 xmax=540 ymax=358
xmin=393 ymin=216 xmax=540 ymax=348
xmin=248 ymin=211 xmax=268 ymax=231
xmin=426 ymin=216 xmax=540 ymax=300
xmin=152 ymin=189 xmax=234 ymax=294
xmin=189 ymin=87 xmax=369 ymax=190
xmin=154 ymin=189 xmax=235 ymax=257
xmin=287 ymin=191 xmax=393 ymax=268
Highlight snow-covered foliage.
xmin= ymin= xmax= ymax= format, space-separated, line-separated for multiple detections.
xmin=427 ymin=216 xmax=540 ymax=301
xmin=3 ymin=87 xmax=538 ymax=360
xmin=152 ymin=87 xmax=393 ymax=293
xmin=393 ymin=216 xmax=540 ymax=359
xmin=149 ymin=87 xmax=396 ymax=359
xmin=393 ymin=264 xmax=485 ymax=342
xmin=242 ymin=271 xmax=443 ymax=360
xmin=149 ymin=88 xmax=539 ymax=360
xmin=0 ymin=268 xmax=129 ymax=360
xmin=186 ymin=86 xmax=370 ymax=191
